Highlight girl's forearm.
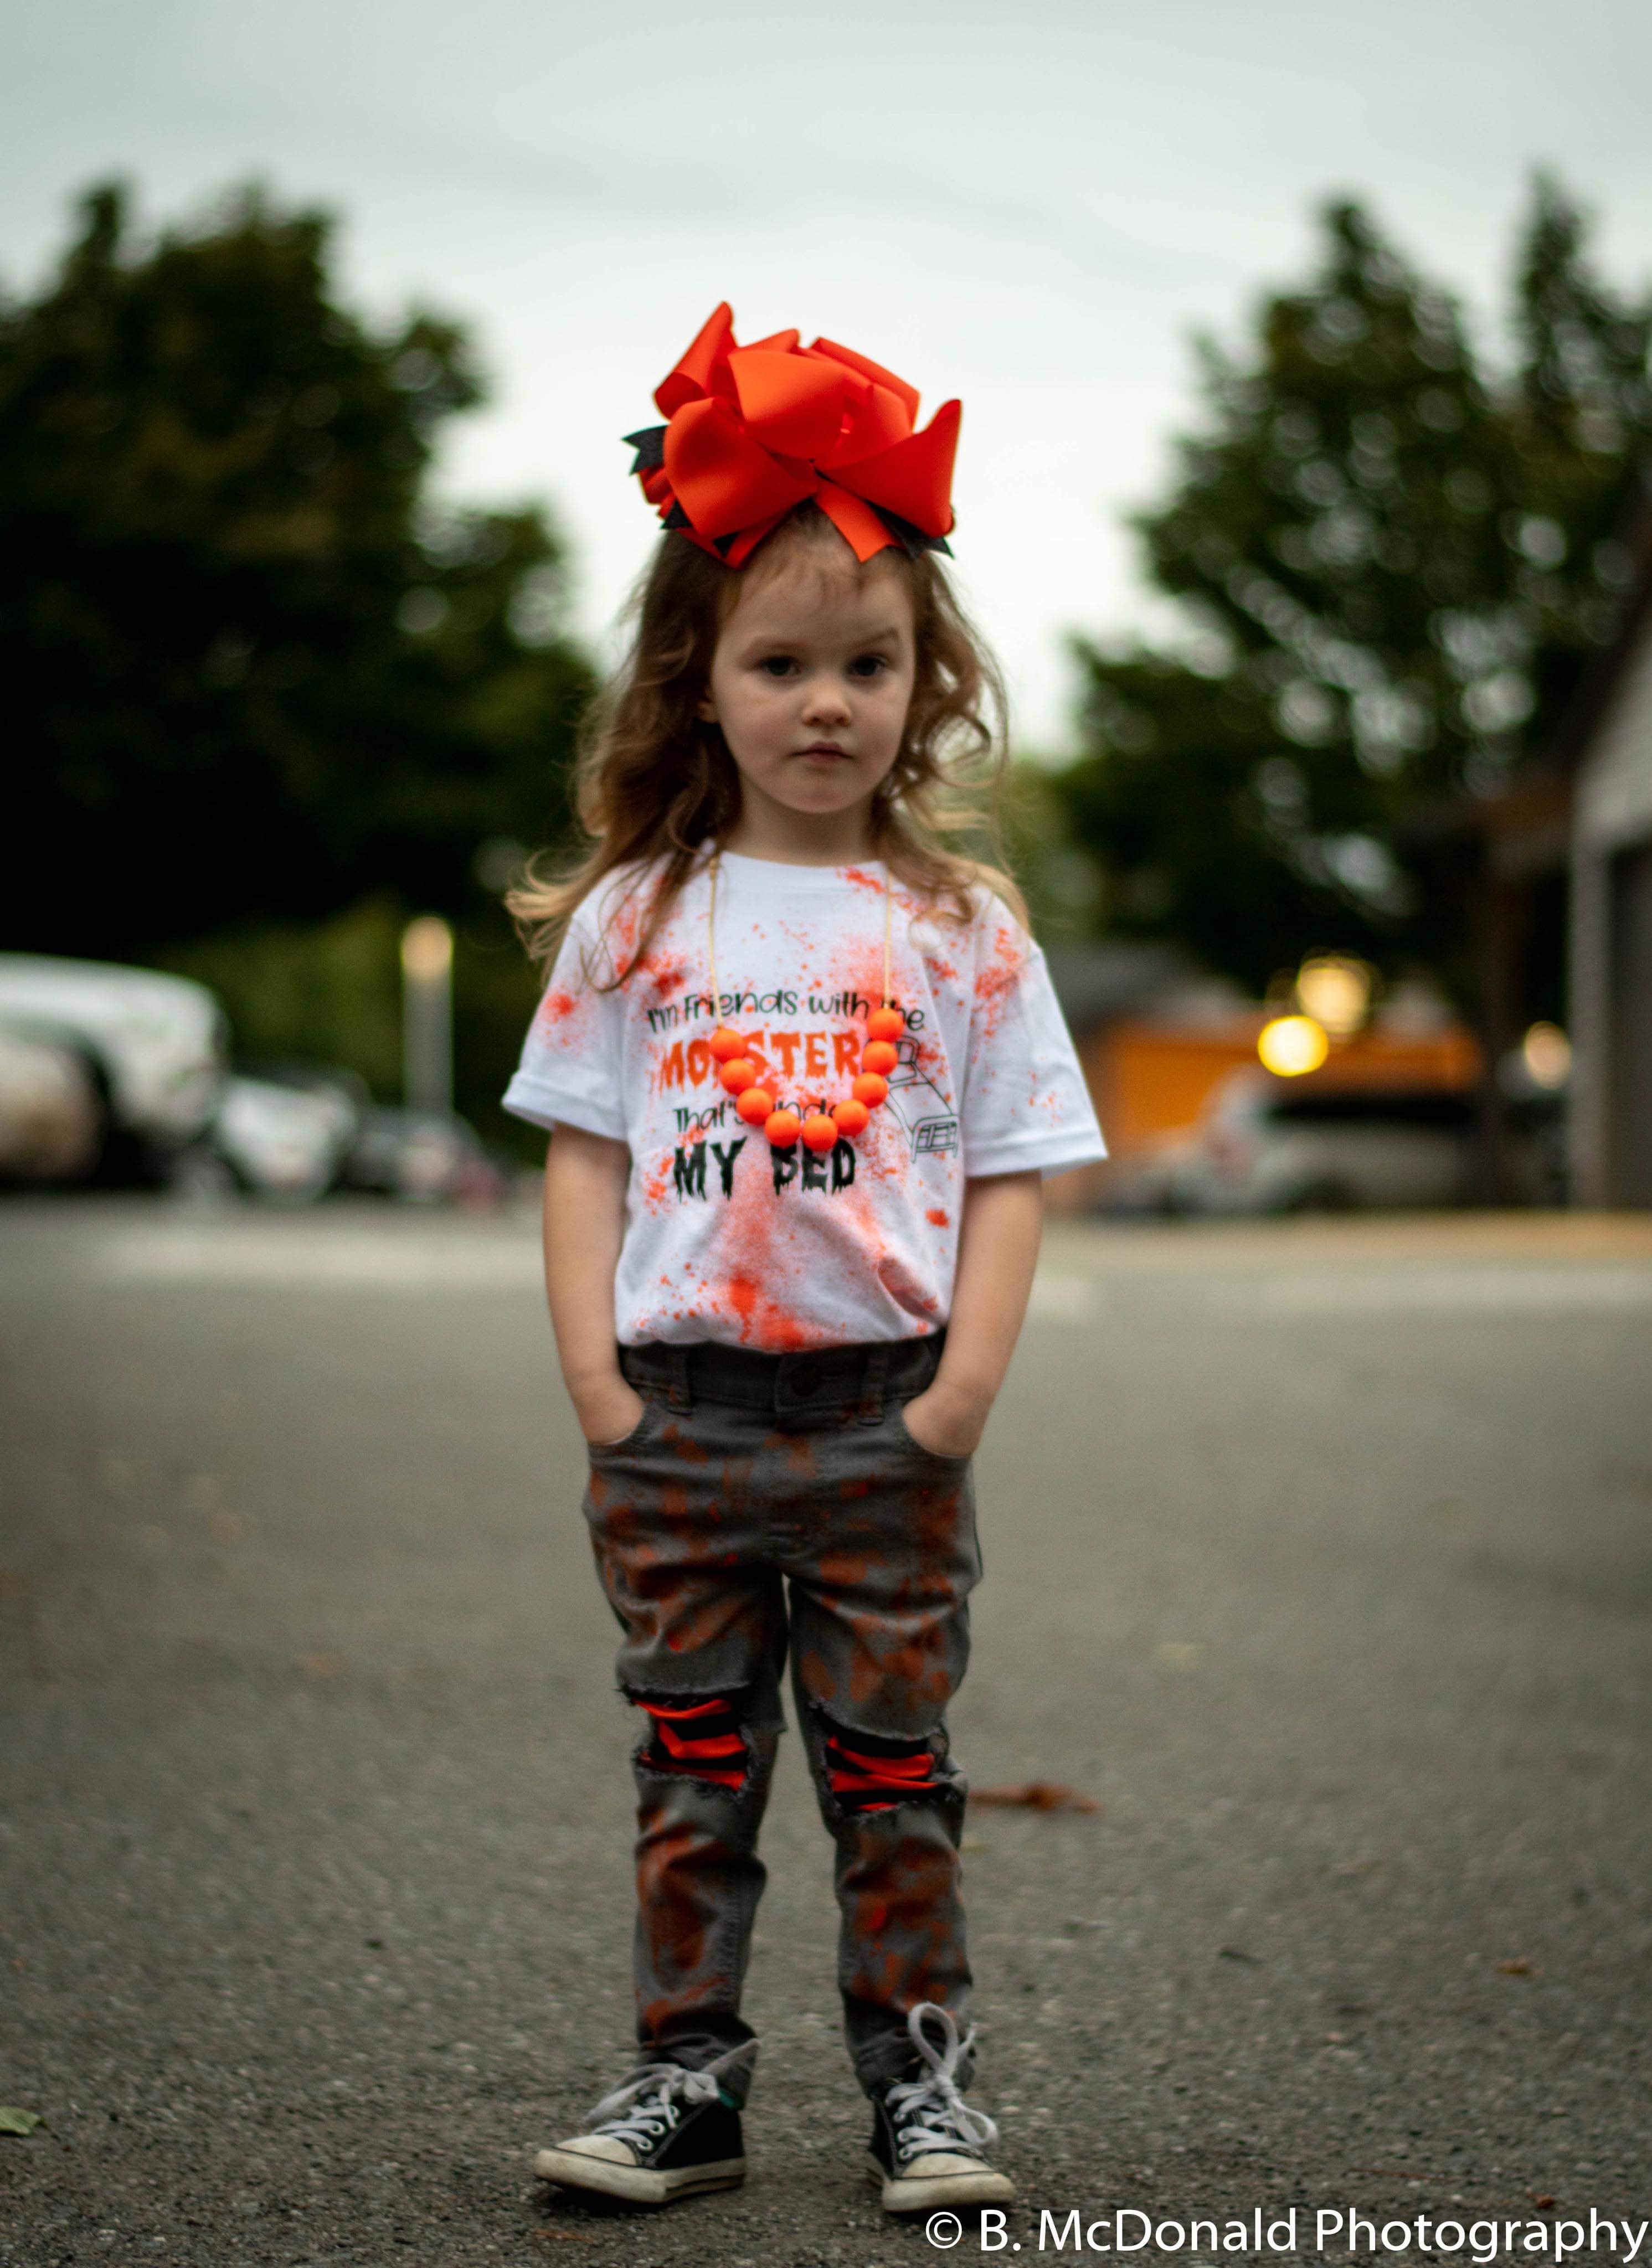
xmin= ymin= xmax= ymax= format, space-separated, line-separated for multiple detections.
xmin=928 ymin=1169 xmax=1044 ymax=1421
xmin=542 ymin=1125 xmax=633 ymax=1410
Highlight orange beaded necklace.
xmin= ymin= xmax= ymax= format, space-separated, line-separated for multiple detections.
xmin=703 ymin=852 xmax=904 ymax=1153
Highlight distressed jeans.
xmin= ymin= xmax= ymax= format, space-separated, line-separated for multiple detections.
xmin=579 ymin=1329 xmax=981 ymax=2101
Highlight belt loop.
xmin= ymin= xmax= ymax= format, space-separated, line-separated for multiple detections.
xmin=665 ymin=1346 xmax=693 ymax=1413
xmin=856 ymin=1343 xmax=890 ymax=1427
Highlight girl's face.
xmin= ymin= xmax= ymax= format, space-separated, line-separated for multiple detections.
xmin=697 ymin=544 xmax=917 ymax=835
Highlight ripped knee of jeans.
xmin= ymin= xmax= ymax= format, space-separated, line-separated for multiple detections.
xmin=627 ymin=1687 xmax=753 ymax=1792
xmin=817 ymin=1712 xmax=950 ymax=1815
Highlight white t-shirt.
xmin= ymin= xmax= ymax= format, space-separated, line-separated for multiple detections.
xmin=503 ymin=849 xmax=1106 ymax=1352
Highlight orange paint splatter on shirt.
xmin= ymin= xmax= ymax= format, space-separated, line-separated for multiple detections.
xmin=635 ymin=949 xmax=687 ymax=1002
xmin=725 ymin=1272 xmax=810 ymax=1353
xmin=640 ymin=1156 xmax=673 ymax=1212
xmin=563 ymin=867 xmax=1055 ymax=1351
xmin=972 ymin=913 xmax=1027 ymax=1033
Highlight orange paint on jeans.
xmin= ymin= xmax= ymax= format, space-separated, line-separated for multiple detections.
xmin=658 ymin=1418 xmax=711 ymax=1466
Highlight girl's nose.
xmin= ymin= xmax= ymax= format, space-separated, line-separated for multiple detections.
xmin=801 ymin=675 xmax=852 ymax=724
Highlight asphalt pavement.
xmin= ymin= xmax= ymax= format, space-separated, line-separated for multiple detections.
xmin=2 ymin=1196 xmax=1649 ymax=2268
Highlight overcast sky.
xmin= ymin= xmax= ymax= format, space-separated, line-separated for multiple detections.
xmin=4 ymin=1 xmax=1650 ymax=750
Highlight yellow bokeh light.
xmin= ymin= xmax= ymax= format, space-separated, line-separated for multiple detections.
xmin=400 ymin=914 xmax=454 ymax=982
xmin=1258 ymin=1014 xmax=1330 ymax=1077
xmin=1295 ymin=954 xmax=1371 ymax=1039
xmin=1520 ymin=1022 xmax=1571 ymax=1089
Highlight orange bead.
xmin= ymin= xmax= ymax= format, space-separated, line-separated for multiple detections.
xmin=735 ymin=1085 xmax=774 ymax=1125
xmin=852 ymin=1071 xmax=889 ymax=1107
xmin=719 ymin=1058 xmax=756 ymax=1095
xmin=800 ymin=1112 xmax=838 ymax=1154
xmin=764 ymin=1107 xmax=801 ymax=1147
xmin=867 ymin=1006 xmax=904 ymax=1043
xmin=709 ymin=1025 xmax=747 ymax=1063
xmin=861 ymin=1039 xmax=899 ymax=1077
xmin=831 ymin=1097 xmax=870 ymax=1137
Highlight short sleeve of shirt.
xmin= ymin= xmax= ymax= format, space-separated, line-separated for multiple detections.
xmin=958 ymin=895 xmax=1108 ymax=1177
xmin=501 ymin=886 xmax=630 ymax=1141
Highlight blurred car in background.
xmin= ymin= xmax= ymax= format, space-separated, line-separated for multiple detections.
xmin=0 ymin=957 xmax=508 ymax=1206
xmin=340 ymin=1106 xmax=508 ymax=1205
xmin=0 ymin=1025 xmax=106 ymax=1182
xmin=174 ymin=1068 xmax=364 ymax=1203
xmin=0 ymin=955 xmax=226 ymax=1182
xmin=172 ymin=1074 xmax=506 ymax=1207
xmin=1116 ymin=1068 xmax=1559 ymax=1215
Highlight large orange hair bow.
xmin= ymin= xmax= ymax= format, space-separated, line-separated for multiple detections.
xmin=624 ymin=303 xmax=959 ymax=568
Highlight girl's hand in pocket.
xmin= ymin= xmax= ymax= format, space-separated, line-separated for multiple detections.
xmin=578 ymin=1381 xmax=645 ymax=1448
xmin=899 ymin=1383 xmax=986 ymax=1459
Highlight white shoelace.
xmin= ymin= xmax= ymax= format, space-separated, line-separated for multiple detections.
xmin=887 ymin=2002 xmax=999 ymax=2161
xmin=586 ymin=2041 xmax=756 ymax=2150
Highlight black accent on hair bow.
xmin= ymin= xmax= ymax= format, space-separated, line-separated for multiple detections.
xmin=873 ymin=507 xmax=954 ymax=561
xmin=623 ymin=426 xmax=668 ymax=475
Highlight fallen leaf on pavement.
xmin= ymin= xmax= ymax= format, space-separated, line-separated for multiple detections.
xmin=1495 ymin=1958 xmax=1536 ymax=1976
xmin=0 ymin=2109 xmax=44 ymax=2137
xmin=972 ymin=1782 xmax=1099 ymax=1813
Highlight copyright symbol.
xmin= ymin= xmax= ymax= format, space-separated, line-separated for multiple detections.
xmin=925 ymin=2210 xmax=964 ymax=2248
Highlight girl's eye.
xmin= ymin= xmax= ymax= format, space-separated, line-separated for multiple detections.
xmin=848 ymin=654 xmax=888 ymax=679
xmin=759 ymin=656 xmax=797 ymax=678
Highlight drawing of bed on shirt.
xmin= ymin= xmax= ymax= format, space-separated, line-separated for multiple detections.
xmin=882 ymin=1036 xmax=959 ymax=1160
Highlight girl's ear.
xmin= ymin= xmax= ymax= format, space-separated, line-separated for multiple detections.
xmin=695 ymin=690 xmax=718 ymax=723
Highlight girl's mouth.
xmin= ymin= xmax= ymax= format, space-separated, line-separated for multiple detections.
xmin=798 ymin=743 xmax=848 ymax=760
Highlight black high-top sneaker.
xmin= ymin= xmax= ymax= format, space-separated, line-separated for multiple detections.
xmin=867 ymin=2002 xmax=1015 ymax=2215
xmin=533 ymin=2046 xmax=752 ymax=2207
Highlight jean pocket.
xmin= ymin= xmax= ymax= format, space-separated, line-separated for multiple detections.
xmin=588 ymin=1393 xmax=663 ymax=1460
xmin=892 ymin=1398 xmax=972 ymax=1467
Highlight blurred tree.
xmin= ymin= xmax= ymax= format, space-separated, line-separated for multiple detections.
xmin=1507 ymin=181 xmax=1652 ymax=723
xmin=1055 ymin=179 xmax=1652 ymax=999
xmin=1 ymin=181 xmax=593 ymax=961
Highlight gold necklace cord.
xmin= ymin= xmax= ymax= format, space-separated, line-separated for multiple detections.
xmin=707 ymin=851 xmax=893 ymax=1020
xmin=707 ymin=853 xmax=721 ymax=1014
xmin=882 ymin=864 xmax=893 ymax=1008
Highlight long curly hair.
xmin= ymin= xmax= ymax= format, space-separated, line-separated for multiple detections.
xmin=507 ymin=503 xmax=1022 ymax=981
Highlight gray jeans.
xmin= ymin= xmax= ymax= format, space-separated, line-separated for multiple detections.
xmin=580 ymin=1330 xmax=981 ymax=2099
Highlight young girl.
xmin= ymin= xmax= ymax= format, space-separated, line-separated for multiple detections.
xmin=503 ymin=305 xmax=1105 ymax=2217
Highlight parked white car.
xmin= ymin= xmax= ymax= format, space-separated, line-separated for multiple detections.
xmin=201 ymin=1075 xmax=361 ymax=1203
xmin=0 ymin=955 xmax=227 ymax=1176
xmin=0 ymin=1025 xmax=106 ymax=1181
xmin=1126 ymin=1069 xmax=1485 ymax=1215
